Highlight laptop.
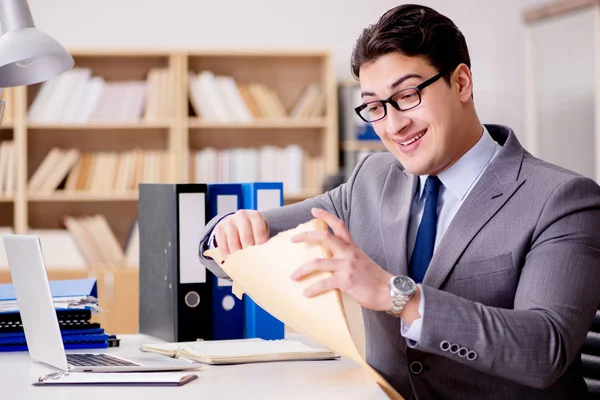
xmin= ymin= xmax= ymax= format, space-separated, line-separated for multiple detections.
xmin=3 ymin=234 xmax=200 ymax=372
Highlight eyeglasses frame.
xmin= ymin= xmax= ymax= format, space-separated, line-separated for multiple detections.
xmin=354 ymin=72 xmax=445 ymax=123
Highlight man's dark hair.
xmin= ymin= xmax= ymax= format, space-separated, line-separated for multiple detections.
xmin=351 ymin=4 xmax=471 ymax=83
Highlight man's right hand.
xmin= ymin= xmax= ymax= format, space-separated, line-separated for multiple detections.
xmin=213 ymin=209 xmax=269 ymax=259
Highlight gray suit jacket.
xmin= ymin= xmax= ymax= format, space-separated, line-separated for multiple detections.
xmin=198 ymin=125 xmax=600 ymax=399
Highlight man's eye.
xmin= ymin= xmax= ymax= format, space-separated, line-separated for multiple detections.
xmin=368 ymin=104 xmax=383 ymax=113
xmin=401 ymin=92 xmax=417 ymax=101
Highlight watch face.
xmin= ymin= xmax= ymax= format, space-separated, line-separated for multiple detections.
xmin=393 ymin=276 xmax=416 ymax=294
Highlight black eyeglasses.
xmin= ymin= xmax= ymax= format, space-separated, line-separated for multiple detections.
xmin=354 ymin=72 xmax=444 ymax=123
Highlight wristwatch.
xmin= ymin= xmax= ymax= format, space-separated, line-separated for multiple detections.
xmin=386 ymin=275 xmax=417 ymax=317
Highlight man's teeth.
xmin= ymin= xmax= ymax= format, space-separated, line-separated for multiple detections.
xmin=400 ymin=131 xmax=426 ymax=146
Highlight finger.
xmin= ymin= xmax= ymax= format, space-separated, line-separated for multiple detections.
xmin=249 ymin=213 xmax=269 ymax=244
xmin=291 ymin=230 xmax=348 ymax=256
xmin=224 ymin=222 xmax=243 ymax=255
xmin=303 ymin=276 xmax=340 ymax=298
xmin=214 ymin=225 xmax=230 ymax=260
xmin=311 ymin=208 xmax=352 ymax=244
xmin=291 ymin=258 xmax=343 ymax=281
xmin=237 ymin=215 xmax=256 ymax=249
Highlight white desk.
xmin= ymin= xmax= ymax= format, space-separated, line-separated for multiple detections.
xmin=1 ymin=334 xmax=389 ymax=400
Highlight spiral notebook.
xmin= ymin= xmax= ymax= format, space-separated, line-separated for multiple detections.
xmin=139 ymin=338 xmax=338 ymax=365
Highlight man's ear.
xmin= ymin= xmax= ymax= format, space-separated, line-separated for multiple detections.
xmin=452 ymin=63 xmax=473 ymax=102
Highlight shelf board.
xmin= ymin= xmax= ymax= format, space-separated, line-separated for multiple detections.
xmin=27 ymin=121 xmax=172 ymax=130
xmin=0 ymin=196 xmax=14 ymax=202
xmin=188 ymin=118 xmax=327 ymax=129
xmin=28 ymin=192 xmax=138 ymax=202
xmin=343 ymin=140 xmax=387 ymax=152
xmin=1 ymin=121 xmax=13 ymax=129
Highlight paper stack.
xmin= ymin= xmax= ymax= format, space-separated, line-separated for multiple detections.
xmin=204 ymin=219 xmax=403 ymax=400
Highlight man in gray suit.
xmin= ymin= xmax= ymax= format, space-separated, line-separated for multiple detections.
xmin=198 ymin=4 xmax=600 ymax=399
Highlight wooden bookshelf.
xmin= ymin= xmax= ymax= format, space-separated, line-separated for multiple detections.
xmin=2 ymin=49 xmax=339 ymax=241
xmin=183 ymin=50 xmax=337 ymax=197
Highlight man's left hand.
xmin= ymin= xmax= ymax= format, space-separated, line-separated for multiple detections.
xmin=290 ymin=207 xmax=394 ymax=311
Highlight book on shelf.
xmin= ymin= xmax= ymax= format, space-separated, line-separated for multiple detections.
xmin=139 ymin=337 xmax=338 ymax=365
xmin=0 ymin=228 xmax=88 ymax=271
xmin=144 ymin=68 xmax=174 ymax=122
xmin=63 ymin=215 xmax=127 ymax=267
xmin=188 ymin=70 xmax=325 ymax=122
xmin=0 ymin=219 xmax=138 ymax=271
xmin=0 ymin=140 xmax=15 ymax=197
xmin=28 ymin=148 xmax=171 ymax=195
xmin=28 ymin=229 xmax=87 ymax=270
xmin=190 ymin=145 xmax=324 ymax=195
xmin=290 ymin=83 xmax=326 ymax=119
xmin=124 ymin=220 xmax=139 ymax=267
xmin=1 ymin=88 xmax=14 ymax=125
xmin=0 ymin=227 xmax=13 ymax=268
xmin=27 ymin=67 xmax=172 ymax=124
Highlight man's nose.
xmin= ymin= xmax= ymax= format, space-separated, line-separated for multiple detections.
xmin=385 ymin=105 xmax=411 ymax=136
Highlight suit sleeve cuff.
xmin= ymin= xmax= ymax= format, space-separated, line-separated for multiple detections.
xmin=400 ymin=284 xmax=425 ymax=348
xmin=199 ymin=212 xmax=235 ymax=260
xmin=208 ymin=231 xmax=217 ymax=249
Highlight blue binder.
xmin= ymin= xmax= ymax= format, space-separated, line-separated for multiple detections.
xmin=0 ymin=328 xmax=105 ymax=339
xmin=0 ymin=278 xmax=98 ymax=314
xmin=240 ymin=182 xmax=285 ymax=340
xmin=207 ymin=183 xmax=244 ymax=340
xmin=0 ymin=331 xmax=109 ymax=344
xmin=0 ymin=278 xmax=97 ymax=302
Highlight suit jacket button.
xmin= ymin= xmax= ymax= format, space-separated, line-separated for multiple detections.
xmin=458 ymin=347 xmax=468 ymax=357
xmin=440 ymin=340 xmax=451 ymax=351
xmin=450 ymin=343 xmax=460 ymax=354
xmin=410 ymin=361 xmax=423 ymax=375
xmin=467 ymin=350 xmax=478 ymax=361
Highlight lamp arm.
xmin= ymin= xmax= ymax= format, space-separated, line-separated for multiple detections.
xmin=0 ymin=0 xmax=35 ymax=33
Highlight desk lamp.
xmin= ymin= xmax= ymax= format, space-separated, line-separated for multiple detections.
xmin=0 ymin=0 xmax=73 ymax=124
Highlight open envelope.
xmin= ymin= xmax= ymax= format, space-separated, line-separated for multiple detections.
xmin=204 ymin=219 xmax=403 ymax=400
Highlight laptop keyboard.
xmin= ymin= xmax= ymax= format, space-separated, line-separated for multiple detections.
xmin=67 ymin=353 xmax=140 ymax=367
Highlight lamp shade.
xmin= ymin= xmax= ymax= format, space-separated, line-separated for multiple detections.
xmin=0 ymin=28 xmax=74 ymax=87
xmin=0 ymin=0 xmax=73 ymax=87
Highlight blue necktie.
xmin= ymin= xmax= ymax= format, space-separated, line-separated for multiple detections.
xmin=409 ymin=175 xmax=441 ymax=283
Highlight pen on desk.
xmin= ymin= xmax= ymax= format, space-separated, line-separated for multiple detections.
xmin=38 ymin=371 xmax=68 ymax=382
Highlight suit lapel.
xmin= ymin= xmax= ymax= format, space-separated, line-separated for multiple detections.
xmin=379 ymin=165 xmax=417 ymax=276
xmin=422 ymin=127 xmax=527 ymax=289
xmin=422 ymin=174 xmax=525 ymax=288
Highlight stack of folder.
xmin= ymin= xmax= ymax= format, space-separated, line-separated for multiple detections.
xmin=0 ymin=278 xmax=118 ymax=352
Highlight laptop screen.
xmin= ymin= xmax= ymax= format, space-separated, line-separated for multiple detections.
xmin=3 ymin=235 xmax=69 ymax=371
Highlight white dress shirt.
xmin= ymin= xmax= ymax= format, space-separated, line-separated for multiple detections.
xmin=401 ymin=126 xmax=501 ymax=346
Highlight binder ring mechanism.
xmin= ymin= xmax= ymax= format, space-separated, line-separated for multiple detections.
xmin=38 ymin=371 xmax=69 ymax=382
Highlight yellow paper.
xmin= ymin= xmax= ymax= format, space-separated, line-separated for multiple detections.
xmin=204 ymin=219 xmax=403 ymax=400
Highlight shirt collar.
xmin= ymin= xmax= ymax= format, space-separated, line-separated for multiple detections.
xmin=417 ymin=126 xmax=498 ymax=201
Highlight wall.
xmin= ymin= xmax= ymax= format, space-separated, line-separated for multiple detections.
xmin=28 ymin=0 xmax=548 ymax=148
